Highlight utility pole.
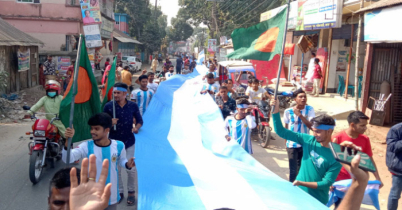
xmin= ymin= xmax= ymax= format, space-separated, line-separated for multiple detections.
xmin=355 ymin=0 xmax=364 ymax=110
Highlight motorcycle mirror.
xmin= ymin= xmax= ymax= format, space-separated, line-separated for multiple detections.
xmin=22 ymin=105 xmax=31 ymax=110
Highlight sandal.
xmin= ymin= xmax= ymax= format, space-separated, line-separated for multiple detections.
xmin=127 ymin=194 xmax=135 ymax=206
xmin=118 ymin=193 xmax=124 ymax=204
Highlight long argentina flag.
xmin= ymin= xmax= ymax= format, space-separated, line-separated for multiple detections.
xmin=135 ymin=64 xmax=328 ymax=210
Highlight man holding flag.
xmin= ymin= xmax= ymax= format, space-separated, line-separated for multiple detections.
xmin=103 ymin=82 xmax=143 ymax=206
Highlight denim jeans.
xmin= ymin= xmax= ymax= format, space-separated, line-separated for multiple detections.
xmin=118 ymin=145 xmax=136 ymax=193
xmin=388 ymin=175 xmax=402 ymax=210
xmin=286 ymin=147 xmax=303 ymax=182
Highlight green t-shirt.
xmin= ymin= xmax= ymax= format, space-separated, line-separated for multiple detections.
xmin=273 ymin=113 xmax=342 ymax=204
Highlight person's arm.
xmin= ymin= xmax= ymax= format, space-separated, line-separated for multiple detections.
xmin=245 ymin=88 xmax=250 ymax=96
xmin=236 ymin=72 xmax=243 ymax=84
xmin=264 ymin=91 xmax=272 ymax=100
xmin=271 ymin=100 xmax=308 ymax=145
xmin=246 ymin=115 xmax=257 ymax=129
xmin=62 ymin=139 xmax=88 ymax=164
xmin=294 ymin=108 xmax=313 ymax=129
xmin=369 ymin=156 xmax=383 ymax=188
xmin=28 ymin=96 xmax=46 ymax=115
xmin=132 ymin=104 xmax=143 ymax=133
xmin=293 ymin=181 xmax=317 ymax=189
xmin=224 ymin=118 xmax=231 ymax=141
xmin=386 ymin=126 xmax=402 ymax=154
xmin=337 ymin=154 xmax=369 ymax=210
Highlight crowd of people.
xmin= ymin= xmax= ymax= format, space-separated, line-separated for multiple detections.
xmin=29 ymin=55 xmax=401 ymax=210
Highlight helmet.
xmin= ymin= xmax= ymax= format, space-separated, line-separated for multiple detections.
xmin=237 ymin=87 xmax=246 ymax=97
xmin=45 ymin=80 xmax=61 ymax=92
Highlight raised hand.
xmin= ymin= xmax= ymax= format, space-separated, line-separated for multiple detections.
xmin=69 ymin=154 xmax=111 ymax=210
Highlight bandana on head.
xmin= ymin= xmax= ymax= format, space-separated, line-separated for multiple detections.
xmin=237 ymin=104 xmax=249 ymax=109
xmin=312 ymin=122 xmax=335 ymax=130
xmin=113 ymin=87 xmax=127 ymax=92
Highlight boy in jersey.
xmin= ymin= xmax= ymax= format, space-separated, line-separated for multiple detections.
xmin=135 ymin=70 xmax=158 ymax=93
xmin=166 ymin=65 xmax=175 ymax=80
xmin=131 ymin=75 xmax=154 ymax=116
xmin=203 ymin=64 xmax=218 ymax=83
xmin=225 ymin=98 xmax=256 ymax=154
xmin=283 ymin=89 xmax=315 ymax=182
xmin=63 ymin=113 xmax=135 ymax=210
xmin=245 ymin=78 xmax=271 ymax=104
xmin=201 ymin=73 xmax=220 ymax=101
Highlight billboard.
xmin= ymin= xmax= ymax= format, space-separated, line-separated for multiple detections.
xmin=80 ymin=0 xmax=102 ymax=25
xmin=208 ymin=39 xmax=217 ymax=52
xmin=296 ymin=0 xmax=343 ymax=31
xmin=364 ymin=5 xmax=402 ymax=42
xmin=83 ymin=24 xmax=103 ymax=48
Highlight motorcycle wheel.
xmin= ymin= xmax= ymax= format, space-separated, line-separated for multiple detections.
xmin=29 ymin=150 xmax=44 ymax=185
xmin=258 ymin=122 xmax=272 ymax=148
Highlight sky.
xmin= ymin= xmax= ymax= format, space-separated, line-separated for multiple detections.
xmin=151 ymin=0 xmax=179 ymax=26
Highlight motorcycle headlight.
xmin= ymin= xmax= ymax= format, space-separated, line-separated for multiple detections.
xmin=34 ymin=130 xmax=46 ymax=137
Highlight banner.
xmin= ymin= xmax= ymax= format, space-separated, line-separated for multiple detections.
xmin=17 ymin=48 xmax=30 ymax=72
xmin=57 ymin=56 xmax=71 ymax=76
xmin=207 ymin=39 xmax=217 ymax=52
xmin=101 ymin=18 xmax=114 ymax=39
xmin=296 ymin=0 xmax=343 ymax=31
xmin=80 ymin=0 xmax=102 ymax=25
xmin=364 ymin=4 xmax=402 ymax=42
xmin=83 ymin=24 xmax=103 ymax=48
xmin=260 ymin=2 xmax=298 ymax=29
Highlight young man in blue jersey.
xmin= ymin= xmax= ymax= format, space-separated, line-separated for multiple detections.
xmin=103 ymin=83 xmax=143 ymax=206
xmin=63 ymin=113 xmax=135 ymax=210
xmin=283 ymin=89 xmax=315 ymax=182
xmin=201 ymin=73 xmax=220 ymax=101
xmin=131 ymin=75 xmax=154 ymax=116
xmin=225 ymin=98 xmax=256 ymax=154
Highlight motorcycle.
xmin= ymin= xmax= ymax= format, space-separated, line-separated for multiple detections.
xmin=265 ymin=87 xmax=301 ymax=109
xmin=251 ymin=100 xmax=274 ymax=148
xmin=23 ymin=106 xmax=64 ymax=184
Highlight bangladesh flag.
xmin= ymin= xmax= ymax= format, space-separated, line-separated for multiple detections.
xmin=227 ymin=8 xmax=287 ymax=61
xmin=101 ymin=57 xmax=116 ymax=110
xmin=59 ymin=35 xmax=101 ymax=143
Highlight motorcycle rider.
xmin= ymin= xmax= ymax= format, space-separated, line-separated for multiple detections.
xmin=27 ymin=80 xmax=66 ymax=138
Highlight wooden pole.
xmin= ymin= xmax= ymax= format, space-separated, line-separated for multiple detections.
xmin=324 ymin=28 xmax=333 ymax=93
xmin=345 ymin=23 xmax=354 ymax=99
xmin=355 ymin=0 xmax=364 ymax=110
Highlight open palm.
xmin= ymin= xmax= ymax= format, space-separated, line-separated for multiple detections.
xmin=70 ymin=155 xmax=111 ymax=210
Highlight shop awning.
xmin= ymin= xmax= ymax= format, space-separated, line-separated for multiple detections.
xmin=114 ymin=36 xmax=143 ymax=45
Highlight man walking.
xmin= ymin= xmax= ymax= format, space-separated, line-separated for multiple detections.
xmin=131 ymin=75 xmax=154 ymax=116
xmin=151 ymin=56 xmax=158 ymax=73
xmin=43 ymin=55 xmax=57 ymax=82
xmin=331 ymin=111 xmax=382 ymax=208
xmin=103 ymin=83 xmax=143 ymax=206
xmin=311 ymin=58 xmax=322 ymax=97
xmin=176 ymin=56 xmax=183 ymax=74
xmin=283 ymin=89 xmax=315 ymax=182
xmin=215 ymin=86 xmax=236 ymax=119
xmin=121 ymin=66 xmax=133 ymax=92
xmin=386 ymin=122 xmax=402 ymax=210
xmin=271 ymin=99 xmax=341 ymax=205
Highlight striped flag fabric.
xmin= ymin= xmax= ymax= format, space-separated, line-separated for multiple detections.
xmin=197 ymin=49 xmax=205 ymax=66
xmin=327 ymin=179 xmax=381 ymax=210
xmin=133 ymin=63 xmax=328 ymax=209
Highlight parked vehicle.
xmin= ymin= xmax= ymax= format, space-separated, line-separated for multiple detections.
xmin=251 ymin=100 xmax=273 ymax=148
xmin=23 ymin=106 xmax=64 ymax=184
xmin=122 ymin=56 xmax=142 ymax=73
xmin=265 ymin=87 xmax=300 ymax=109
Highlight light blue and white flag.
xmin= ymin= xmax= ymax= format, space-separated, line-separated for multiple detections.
xmin=197 ymin=49 xmax=205 ymax=66
xmin=327 ymin=179 xmax=381 ymax=210
xmin=135 ymin=64 xmax=328 ymax=210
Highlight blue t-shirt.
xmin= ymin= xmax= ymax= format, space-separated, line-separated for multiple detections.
xmin=104 ymin=100 xmax=143 ymax=148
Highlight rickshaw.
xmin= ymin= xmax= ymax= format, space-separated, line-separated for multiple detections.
xmin=218 ymin=61 xmax=273 ymax=148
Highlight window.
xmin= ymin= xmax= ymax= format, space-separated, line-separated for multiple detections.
xmin=17 ymin=0 xmax=40 ymax=3
xmin=115 ymin=21 xmax=120 ymax=25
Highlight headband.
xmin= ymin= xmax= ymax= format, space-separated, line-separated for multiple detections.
xmin=237 ymin=104 xmax=249 ymax=109
xmin=113 ymin=87 xmax=127 ymax=92
xmin=312 ymin=122 xmax=335 ymax=130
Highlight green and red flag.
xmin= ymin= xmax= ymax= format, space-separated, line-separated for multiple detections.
xmin=101 ymin=57 xmax=116 ymax=110
xmin=227 ymin=8 xmax=287 ymax=61
xmin=59 ymin=35 xmax=101 ymax=143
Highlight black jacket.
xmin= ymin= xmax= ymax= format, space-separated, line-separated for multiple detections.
xmin=386 ymin=123 xmax=402 ymax=176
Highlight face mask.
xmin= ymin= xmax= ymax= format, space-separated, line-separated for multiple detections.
xmin=47 ymin=92 xmax=57 ymax=97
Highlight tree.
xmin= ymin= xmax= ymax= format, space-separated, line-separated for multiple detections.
xmin=167 ymin=18 xmax=194 ymax=42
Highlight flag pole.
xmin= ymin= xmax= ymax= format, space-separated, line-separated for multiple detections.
xmin=66 ymin=34 xmax=83 ymax=166
xmin=272 ymin=0 xmax=291 ymax=112
xmin=112 ymin=58 xmax=117 ymax=131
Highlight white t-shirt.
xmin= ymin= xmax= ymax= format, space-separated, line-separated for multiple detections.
xmin=131 ymin=88 xmax=154 ymax=115
xmin=246 ymin=87 xmax=266 ymax=104
xmin=166 ymin=72 xmax=174 ymax=80
xmin=147 ymin=81 xmax=158 ymax=93
xmin=283 ymin=105 xmax=316 ymax=148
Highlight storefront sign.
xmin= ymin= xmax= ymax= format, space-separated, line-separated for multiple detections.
xmin=101 ymin=18 xmax=114 ymax=39
xmin=364 ymin=5 xmax=402 ymax=42
xmin=208 ymin=39 xmax=217 ymax=52
xmin=83 ymin=25 xmax=103 ymax=48
xmin=57 ymin=56 xmax=71 ymax=75
xmin=296 ymin=0 xmax=343 ymax=31
xmin=260 ymin=2 xmax=298 ymax=29
xmin=17 ymin=48 xmax=30 ymax=72
xmin=219 ymin=48 xmax=227 ymax=61
xmin=80 ymin=0 xmax=102 ymax=25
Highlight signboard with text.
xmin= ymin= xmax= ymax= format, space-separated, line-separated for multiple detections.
xmin=364 ymin=5 xmax=402 ymax=42
xmin=207 ymin=39 xmax=217 ymax=52
xmin=83 ymin=25 xmax=103 ymax=48
xmin=101 ymin=18 xmax=114 ymax=39
xmin=296 ymin=0 xmax=343 ymax=31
